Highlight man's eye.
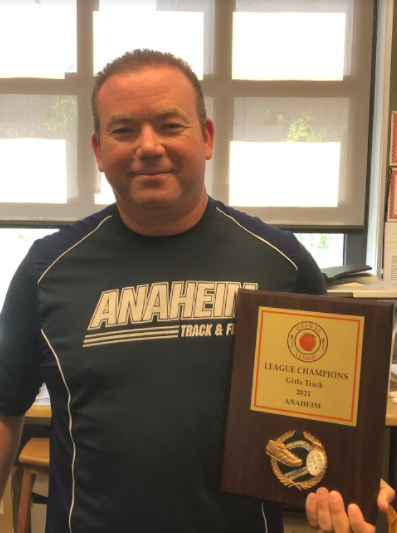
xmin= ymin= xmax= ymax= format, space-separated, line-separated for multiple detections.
xmin=164 ymin=123 xmax=182 ymax=130
xmin=113 ymin=128 xmax=132 ymax=135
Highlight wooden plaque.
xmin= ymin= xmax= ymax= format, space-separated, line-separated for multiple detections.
xmin=221 ymin=290 xmax=394 ymax=524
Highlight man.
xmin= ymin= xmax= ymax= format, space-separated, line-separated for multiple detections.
xmin=0 ymin=49 xmax=393 ymax=533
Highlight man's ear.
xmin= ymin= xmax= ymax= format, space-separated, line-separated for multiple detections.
xmin=204 ymin=118 xmax=215 ymax=161
xmin=91 ymin=132 xmax=103 ymax=172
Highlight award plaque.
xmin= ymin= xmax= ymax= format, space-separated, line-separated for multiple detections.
xmin=221 ymin=290 xmax=394 ymax=524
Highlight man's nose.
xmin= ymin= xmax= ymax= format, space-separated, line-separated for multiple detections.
xmin=136 ymin=126 xmax=165 ymax=158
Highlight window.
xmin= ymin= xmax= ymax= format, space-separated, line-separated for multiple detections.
xmin=213 ymin=0 xmax=374 ymax=228
xmin=0 ymin=227 xmax=58 ymax=307
xmin=0 ymin=0 xmax=379 ymax=306
xmin=295 ymin=233 xmax=344 ymax=269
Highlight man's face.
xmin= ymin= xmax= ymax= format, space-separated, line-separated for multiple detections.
xmin=92 ymin=67 xmax=214 ymax=226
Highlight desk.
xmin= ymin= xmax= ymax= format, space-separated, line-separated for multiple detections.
xmin=24 ymin=401 xmax=397 ymax=423
xmin=23 ymin=400 xmax=397 ymax=427
xmin=21 ymin=401 xmax=397 ymax=489
xmin=386 ymin=397 xmax=397 ymax=426
xmin=25 ymin=404 xmax=51 ymax=425
xmin=25 ymin=404 xmax=51 ymax=420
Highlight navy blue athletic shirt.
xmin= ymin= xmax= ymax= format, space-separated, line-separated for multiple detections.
xmin=0 ymin=197 xmax=326 ymax=533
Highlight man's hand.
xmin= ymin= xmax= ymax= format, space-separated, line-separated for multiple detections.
xmin=305 ymin=481 xmax=395 ymax=533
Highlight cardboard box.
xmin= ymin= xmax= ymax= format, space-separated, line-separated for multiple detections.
xmin=383 ymin=223 xmax=397 ymax=285
xmin=32 ymin=475 xmax=49 ymax=498
xmin=0 ymin=468 xmax=16 ymax=533
xmin=31 ymin=495 xmax=47 ymax=533
xmin=31 ymin=475 xmax=48 ymax=533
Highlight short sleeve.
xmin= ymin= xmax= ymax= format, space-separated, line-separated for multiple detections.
xmin=0 ymin=254 xmax=43 ymax=416
xmin=296 ymin=244 xmax=327 ymax=296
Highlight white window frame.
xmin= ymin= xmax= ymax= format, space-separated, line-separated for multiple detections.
xmin=0 ymin=0 xmax=390 ymax=267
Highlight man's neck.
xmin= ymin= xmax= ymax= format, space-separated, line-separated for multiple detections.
xmin=116 ymin=195 xmax=209 ymax=236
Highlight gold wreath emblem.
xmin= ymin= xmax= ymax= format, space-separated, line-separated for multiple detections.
xmin=265 ymin=430 xmax=327 ymax=490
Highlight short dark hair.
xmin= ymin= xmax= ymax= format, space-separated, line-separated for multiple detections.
xmin=91 ymin=49 xmax=207 ymax=136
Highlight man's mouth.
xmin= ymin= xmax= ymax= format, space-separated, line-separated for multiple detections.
xmin=133 ymin=170 xmax=172 ymax=177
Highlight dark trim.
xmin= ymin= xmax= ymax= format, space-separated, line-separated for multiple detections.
xmin=0 ymin=222 xmax=64 ymax=229
xmin=278 ymin=226 xmax=361 ymax=233
xmin=344 ymin=233 xmax=368 ymax=265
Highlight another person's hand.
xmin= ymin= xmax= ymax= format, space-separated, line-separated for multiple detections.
xmin=305 ymin=480 xmax=395 ymax=533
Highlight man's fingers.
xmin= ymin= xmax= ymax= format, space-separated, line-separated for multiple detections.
xmin=347 ymin=504 xmax=374 ymax=533
xmin=328 ymin=491 xmax=350 ymax=533
xmin=305 ymin=492 xmax=318 ymax=527
xmin=377 ymin=480 xmax=395 ymax=513
xmin=315 ymin=487 xmax=333 ymax=532
xmin=305 ymin=484 xmax=389 ymax=533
